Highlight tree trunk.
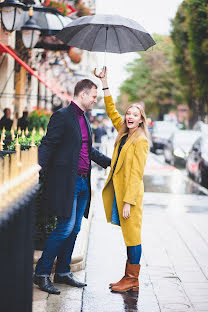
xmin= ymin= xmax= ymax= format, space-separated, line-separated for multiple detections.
xmin=188 ymin=98 xmax=199 ymax=128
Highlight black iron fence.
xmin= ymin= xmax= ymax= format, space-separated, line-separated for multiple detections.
xmin=0 ymin=144 xmax=39 ymax=312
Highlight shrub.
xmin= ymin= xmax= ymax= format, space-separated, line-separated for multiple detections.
xmin=7 ymin=132 xmax=43 ymax=151
xmin=28 ymin=109 xmax=51 ymax=131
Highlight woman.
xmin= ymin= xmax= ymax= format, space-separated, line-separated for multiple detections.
xmin=96 ymin=67 xmax=149 ymax=293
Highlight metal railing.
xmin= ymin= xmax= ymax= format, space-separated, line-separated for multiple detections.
xmin=0 ymin=139 xmax=39 ymax=312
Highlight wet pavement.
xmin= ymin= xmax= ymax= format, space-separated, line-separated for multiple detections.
xmin=82 ymin=152 xmax=208 ymax=312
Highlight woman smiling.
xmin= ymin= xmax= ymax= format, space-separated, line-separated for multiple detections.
xmin=95 ymin=67 xmax=149 ymax=293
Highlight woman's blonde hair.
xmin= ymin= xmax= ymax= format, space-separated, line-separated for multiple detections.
xmin=115 ymin=103 xmax=149 ymax=146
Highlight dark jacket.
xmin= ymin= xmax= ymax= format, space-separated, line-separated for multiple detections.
xmin=17 ymin=116 xmax=29 ymax=130
xmin=93 ymin=126 xmax=107 ymax=143
xmin=39 ymin=104 xmax=111 ymax=219
xmin=0 ymin=116 xmax=13 ymax=131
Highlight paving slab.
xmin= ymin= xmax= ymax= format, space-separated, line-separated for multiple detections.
xmin=33 ymin=270 xmax=85 ymax=312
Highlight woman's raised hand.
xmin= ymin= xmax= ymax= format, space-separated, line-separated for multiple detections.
xmin=94 ymin=66 xmax=107 ymax=80
xmin=94 ymin=66 xmax=110 ymax=95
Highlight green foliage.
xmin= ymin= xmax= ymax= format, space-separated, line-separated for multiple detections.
xmin=187 ymin=0 xmax=208 ymax=99
xmin=171 ymin=1 xmax=197 ymax=107
xmin=171 ymin=0 xmax=208 ymax=123
xmin=28 ymin=110 xmax=51 ymax=131
xmin=7 ymin=132 xmax=43 ymax=151
xmin=119 ymin=34 xmax=183 ymax=117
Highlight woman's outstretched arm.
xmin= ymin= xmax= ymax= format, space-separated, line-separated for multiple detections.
xmin=95 ymin=67 xmax=123 ymax=132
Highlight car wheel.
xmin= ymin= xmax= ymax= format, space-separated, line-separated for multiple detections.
xmin=195 ymin=167 xmax=202 ymax=185
xmin=151 ymin=145 xmax=156 ymax=153
xmin=186 ymin=163 xmax=192 ymax=179
xmin=164 ymin=150 xmax=169 ymax=163
xmin=201 ymin=168 xmax=208 ymax=188
xmin=170 ymin=156 xmax=175 ymax=166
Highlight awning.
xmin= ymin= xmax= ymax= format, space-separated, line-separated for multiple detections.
xmin=0 ymin=41 xmax=71 ymax=102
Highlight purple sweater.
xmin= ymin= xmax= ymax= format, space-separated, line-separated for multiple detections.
xmin=71 ymin=101 xmax=90 ymax=175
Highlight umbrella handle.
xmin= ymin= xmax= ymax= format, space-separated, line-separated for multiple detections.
xmin=94 ymin=67 xmax=106 ymax=78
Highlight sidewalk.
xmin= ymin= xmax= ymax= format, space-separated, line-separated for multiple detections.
xmin=82 ymin=154 xmax=208 ymax=312
xmin=33 ymin=155 xmax=208 ymax=312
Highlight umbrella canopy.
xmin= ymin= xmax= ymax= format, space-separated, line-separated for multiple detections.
xmin=56 ymin=14 xmax=156 ymax=53
xmin=18 ymin=10 xmax=72 ymax=36
xmin=17 ymin=10 xmax=72 ymax=50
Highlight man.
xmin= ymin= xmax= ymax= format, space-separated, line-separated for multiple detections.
xmin=17 ymin=111 xmax=29 ymax=130
xmin=0 ymin=108 xmax=13 ymax=130
xmin=34 ymin=79 xmax=111 ymax=295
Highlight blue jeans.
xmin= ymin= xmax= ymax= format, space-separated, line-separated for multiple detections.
xmin=111 ymin=193 xmax=120 ymax=226
xmin=127 ymin=245 xmax=142 ymax=264
xmin=35 ymin=175 xmax=89 ymax=276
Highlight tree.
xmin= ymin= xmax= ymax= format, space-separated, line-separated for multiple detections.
xmin=187 ymin=0 xmax=208 ymax=117
xmin=119 ymin=34 xmax=183 ymax=119
xmin=120 ymin=35 xmax=182 ymax=118
xmin=171 ymin=0 xmax=198 ymax=126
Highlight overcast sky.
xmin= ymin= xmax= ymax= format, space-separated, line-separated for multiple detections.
xmin=95 ymin=0 xmax=183 ymax=98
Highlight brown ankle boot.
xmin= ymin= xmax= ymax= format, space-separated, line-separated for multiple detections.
xmin=111 ymin=262 xmax=140 ymax=293
xmin=109 ymin=260 xmax=128 ymax=288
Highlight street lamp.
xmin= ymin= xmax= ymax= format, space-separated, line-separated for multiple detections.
xmin=21 ymin=7 xmax=41 ymax=49
xmin=50 ymin=53 xmax=63 ymax=77
xmin=0 ymin=0 xmax=26 ymax=32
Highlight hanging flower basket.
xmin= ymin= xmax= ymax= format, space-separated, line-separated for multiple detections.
xmin=68 ymin=47 xmax=83 ymax=63
xmin=74 ymin=0 xmax=92 ymax=16
xmin=42 ymin=0 xmax=76 ymax=16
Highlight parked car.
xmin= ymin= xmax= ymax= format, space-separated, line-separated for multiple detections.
xmin=186 ymin=135 xmax=208 ymax=188
xmin=193 ymin=121 xmax=208 ymax=134
xmin=164 ymin=130 xmax=201 ymax=166
xmin=150 ymin=121 xmax=177 ymax=153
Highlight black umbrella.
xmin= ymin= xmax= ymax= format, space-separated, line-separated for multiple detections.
xmin=56 ymin=14 xmax=156 ymax=53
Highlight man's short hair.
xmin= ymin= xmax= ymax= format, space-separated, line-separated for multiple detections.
xmin=74 ymin=79 xmax=97 ymax=97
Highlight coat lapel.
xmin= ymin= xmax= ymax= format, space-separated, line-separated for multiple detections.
xmin=67 ymin=104 xmax=82 ymax=140
xmin=84 ymin=114 xmax=92 ymax=146
xmin=104 ymin=132 xmax=135 ymax=187
xmin=113 ymin=132 xmax=136 ymax=175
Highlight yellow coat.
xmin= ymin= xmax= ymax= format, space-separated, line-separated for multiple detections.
xmin=102 ymin=96 xmax=149 ymax=246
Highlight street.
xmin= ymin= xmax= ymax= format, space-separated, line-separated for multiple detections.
xmin=82 ymin=151 xmax=208 ymax=312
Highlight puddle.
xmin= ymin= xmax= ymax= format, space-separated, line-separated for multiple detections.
xmin=144 ymin=175 xmax=206 ymax=196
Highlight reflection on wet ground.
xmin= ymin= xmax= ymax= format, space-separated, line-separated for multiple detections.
xmin=119 ymin=291 xmax=139 ymax=312
xmin=144 ymin=174 xmax=205 ymax=195
xmin=83 ymin=154 xmax=208 ymax=312
xmin=144 ymin=154 xmax=207 ymax=196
